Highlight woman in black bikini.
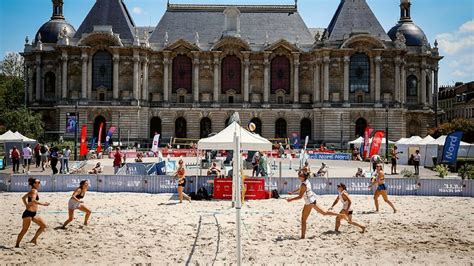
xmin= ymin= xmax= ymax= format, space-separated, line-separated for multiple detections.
xmin=15 ymin=178 xmax=50 ymax=247
xmin=175 ymin=159 xmax=191 ymax=203
xmin=62 ymin=180 xmax=92 ymax=228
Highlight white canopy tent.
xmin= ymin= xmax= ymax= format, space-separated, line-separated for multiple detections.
xmin=395 ymin=136 xmax=425 ymax=165
xmin=13 ymin=131 xmax=36 ymax=142
xmin=0 ymin=130 xmax=22 ymax=142
xmin=423 ymin=135 xmax=474 ymax=167
xmin=198 ymin=119 xmax=272 ymax=265
xmin=348 ymin=136 xmax=395 ymax=145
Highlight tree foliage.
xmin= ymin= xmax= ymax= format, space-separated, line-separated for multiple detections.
xmin=0 ymin=52 xmax=24 ymax=79
xmin=429 ymin=118 xmax=474 ymax=143
xmin=0 ymin=52 xmax=44 ymax=140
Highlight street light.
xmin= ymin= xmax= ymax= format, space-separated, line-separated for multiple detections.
xmin=385 ymin=105 xmax=389 ymax=162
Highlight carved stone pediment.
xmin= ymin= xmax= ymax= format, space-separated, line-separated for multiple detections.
xmin=265 ymin=39 xmax=300 ymax=53
xmin=341 ymin=34 xmax=386 ymax=50
xmin=211 ymin=36 xmax=250 ymax=52
xmin=176 ymin=88 xmax=188 ymax=95
xmin=77 ymin=32 xmax=123 ymax=47
xmin=165 ymin=39 xmax=200 ymax=52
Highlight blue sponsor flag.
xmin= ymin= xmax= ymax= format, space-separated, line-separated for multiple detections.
xmin=441 ymin=131 xmax=463 ymax=165
xmin=156 ymin=161 xmax=166 ymax=175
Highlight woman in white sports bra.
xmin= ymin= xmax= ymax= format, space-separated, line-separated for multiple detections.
xmin=329 ymin=183 xmax=366 ymax=233
xmin=287 ymin=171 xmax=337 ymax=239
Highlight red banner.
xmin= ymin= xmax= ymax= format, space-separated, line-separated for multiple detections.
xmin=369 ymin=130 xmax=385 ymax=158
xmin=363 ymin=127 xmax=374 ymax=159
xmin=213 ymin=178 xmax=267 ymax=200
xmin=79 ymin=125 xmax=88 ymax=156
xmin=96 ymin=122 xmax=104 ymax=153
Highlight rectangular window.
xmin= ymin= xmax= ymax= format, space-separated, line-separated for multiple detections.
xmin=228 ymin=96 xmax=234 ymax=103
xmin=179 ymin=95 xmax=185 ymax=103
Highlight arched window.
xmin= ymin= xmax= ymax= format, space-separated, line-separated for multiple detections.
xmin=175 ymin=117 xmax=187 ymax=138
xmin=44 ymin=72 xmax=56 ymax=96
xmin=93 ymin=115 xmax=107 ymax=142
xmin=350 ymin=53 xmax=370 ymax=92
xmin=221 ymin=55 xmax=241 ymax=94
xmin=250 ymin=117 xmax=262 ymax=135
xmin=271 ymin=55 xmax=290 ymax=94
xmin=407 ymin=75 xmax=418 ymax=97
xmin=93 ymin=51 xmax=113 ymax=91
xmin=200 ymin=117 xmax=212 ymax=138
xmin=275 ymin=118 xmax=287 ymax=138
xmin=355 ymin=118 xmax=367 ymax=137
xmin=172 ymin=55 xmax=192 ymax=93
xmin=300 ymin=118 xmax=312 ymax=140
xmin=149 ymin=117 xmax=162 ymax=139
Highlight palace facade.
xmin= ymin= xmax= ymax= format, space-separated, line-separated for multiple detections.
xmin=23 ymin=0 xmax=442 ymax=146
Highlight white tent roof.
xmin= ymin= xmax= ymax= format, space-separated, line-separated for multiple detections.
xmin=428 ymin=135 xmax=470 ymax=146
xmin=0 ymin=130 xmax=23 ymax=142
xmin=14 ymin=131 xmax=36 ymax=142
xmin=418 ymin=135 xmax=435 ymax=144
xmin=198 ymin=121 xmax=273 ymax=151
xmin=348 ymin=136 xmax=363 ymax=144
xmin=395 ymin=137 xmax=409 ymax=144
xmin=402 ymin=136 xmax=423 ymax=144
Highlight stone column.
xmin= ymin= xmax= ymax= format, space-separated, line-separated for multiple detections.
xmin=113 ymin=53 xmax=119 ymax=99
xmin=375 ymin=55 xmax=381 ymax=103
xmin=35 ymin=54 xmax=42 ymax=101
xmin=192 ymin=51 xmax=200 ymax=103
xmin=394 ymin=57 xmax=401 ymax=103
xmin=313 ymin=59 xmax=321 ymax=103
xmin=263 ymin=52 xmax=271 ymax=103
xmin=343 ymin=55 xmax=350 ymax=102
xmin=61 ymin=52 xmax=68 ymax=99
xmin=81 ymin=52 xmax=88 ymax=99
xmin=213 ymin=52 xmax=221 ymax=102
xmin=142 ymin=56 xmax=149 ymax=101
xmin=87 ymin=55 xmax=92 ymax=99
xmin=434 ymin=66 xmax=439 ymax=121
xmin=323 ymin=56 xmax=330 ymax=102
xmin=293 ymin=52 xmax=300 ymax=103
xmin=243 ymin=52 xmax=250 ymax=103
xmin=428 ymin=69 xmax=433 ymax=105
xmin=401 ymin=61 xmax=406 ymax=104
xmin=133 ymin=51 xmax=140 ymax=100
xmin=163 ymin=53 xmax=170 ymax=102
xmin=421 ymin=66 xmax=427 ymax=105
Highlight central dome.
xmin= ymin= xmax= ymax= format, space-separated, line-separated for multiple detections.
xmin=388 ymin=21 xmax=428 ymax=47
xmin=35 ymin=19 xmax=76 ymax=43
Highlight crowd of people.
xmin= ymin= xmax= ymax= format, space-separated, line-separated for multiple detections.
xmin=9 ymin=144 xmax=72 ymax=175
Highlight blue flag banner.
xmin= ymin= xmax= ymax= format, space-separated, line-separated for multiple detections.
xmin=156 ymin=161 xmax=166 ymax=175
xmin=441 ymin=131 xmax=463 ymax=164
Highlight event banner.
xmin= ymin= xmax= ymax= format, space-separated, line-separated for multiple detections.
xmin=441 ymin=131 xmax=463 ymax=164
xmin=369 ymin=130 xmax=385 ymax=158
xmin=307 ymin=153 xmax=351 ymax=160
xmin=291 ymin=132 xmax=300 ymax=149
xmin=105 ymin=126 xmax=116 ymax=150
xmin=151 ymin=133 xmax=160 ymax=152
xmin=65 ymin=113 xmax=76 ymax=133
xmin=79 ymin=125 xmax=88 ymax=156
xmin=361 ymin=127 xmax=374 ymax=159
xmin=97 ymin=122 xmax=104 ymax=153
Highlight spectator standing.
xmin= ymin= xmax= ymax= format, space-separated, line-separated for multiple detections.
xmin=278 ymin=143 xmax=285 ymax=158
xmin=413 ymin=150 xmax=421 ymax=175
xmin=62 ymin=146 xmax=71 ymax=174
xmin=22 ymin=144 xmax=32 ymax=173
xmin=258 ymin=151 xmax=268 ymax=177
xmin=50 ymin=147 xmax=59 ymax=175
xmin=251 ymin=151 xmax=260 ymax=177
xmin=40 ymin=144 xmax=48 ymax=171
xmin=11 ymin=146 xmax=20 ymax=173
xmin=113 ymin=147 xmax=122 ymax=174
xmin=390 ymin=146 xmax=400 ymax=175
xmin=34 ymin=144 xmax=41 ymax=168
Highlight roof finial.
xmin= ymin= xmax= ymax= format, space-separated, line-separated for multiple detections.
xmin=51 ymin=0 xmax=65 ymax=20
xmin=264 ymin=31 xmax=269 ymax=47
xmin=167 ymin=0 xmax=170 ymax=8
xmin=399 ymin=0 xmax=412 ymax=22
xmin=195 ymin=32 xmax=200 ymax=46
xmin=434 ymin=39 xmax=438 ymax=48
xmin=164 ymin=32 xmax=169 ymax=47
xmin=25 ymin=36 xmax=29 ymax=44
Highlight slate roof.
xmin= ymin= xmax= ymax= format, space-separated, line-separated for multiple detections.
xmin=74 ymin=0 xmax=136 ymax=41
xmin=149 ymin=4 xmax=314 ymax=48
xmin=326 ymin=0 xmax=390 ymax=42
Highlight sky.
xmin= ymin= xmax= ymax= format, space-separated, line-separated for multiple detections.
xmin=0 ymin=0 xmax=473 ymax=86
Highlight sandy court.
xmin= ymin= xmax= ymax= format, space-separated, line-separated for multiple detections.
xmin=0 ymin=192 xmax=473 ymax=264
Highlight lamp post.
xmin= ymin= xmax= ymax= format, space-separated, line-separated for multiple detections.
xmin=340 ymin=113 xmax=343 ymax=150
xmin=385 ymin=105 xmax=389 ymax=162
xmin=74 ymin=101 xmax=78 ymax=161
xmin=118 ymin=112 xmax=121 ymax=147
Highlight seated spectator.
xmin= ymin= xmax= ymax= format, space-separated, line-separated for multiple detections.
xmin=354 ymin=167 xmax=366 ymax=178
xmin=316 ymin=162 xmax=328 ymax=177
xmin=207 ymin=162 xmax=222 ymax=177
xmin=88 ymin=162 xmax=103 ymax=174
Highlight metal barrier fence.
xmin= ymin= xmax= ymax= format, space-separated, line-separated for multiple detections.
xmin=2 ymin=175 xmax=473 ymax=197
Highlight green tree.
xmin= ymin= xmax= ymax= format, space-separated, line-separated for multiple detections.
xmin=429 ymin=118 xmax=474 ymax=143
xmin=1 ymin=108 xmax=44 ymax=139
xmin=0 ymin=52 xmax=24 ymax=79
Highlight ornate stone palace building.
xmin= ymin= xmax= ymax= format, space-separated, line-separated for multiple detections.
xmin=23 ymin=0 xmax=442 ymax=146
